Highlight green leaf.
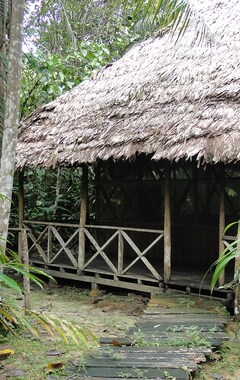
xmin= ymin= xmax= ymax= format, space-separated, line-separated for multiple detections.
xmin=0 ymin=274 xmax=22 ymax=294
xmin=59 ymin=72 xmax=65 ymax=81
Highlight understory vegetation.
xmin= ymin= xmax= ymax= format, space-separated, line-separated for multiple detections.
xmin=0 ymin=286 xmax=146 ymax=380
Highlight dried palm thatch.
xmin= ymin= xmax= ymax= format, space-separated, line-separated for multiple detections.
xmin=16 ymin=0 xmax=240 ymax=169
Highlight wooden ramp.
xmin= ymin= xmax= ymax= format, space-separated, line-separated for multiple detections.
xmin=76 ymin=293 xmax=230 ymax=379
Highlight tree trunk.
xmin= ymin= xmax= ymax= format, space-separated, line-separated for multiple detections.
xmin=0 ymin=0 xmax=25 ymax=251
xmin=0 ymin=0 xmax=7 ymax=147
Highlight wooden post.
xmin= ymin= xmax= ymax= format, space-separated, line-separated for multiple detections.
xmin=218 ymin=165 xmax=225 ymax=286
xmin=164 ymin=162 xmax=171 ymax=283
xmin=118 ymin=229 xmax=124 ymax=274
xmin=78 ymin=164 xmax=88 ymax=271
xmin=18 ymin=170 xmax=24 ymax=260
xmin=234 ymin=221 xmax=240 ymax=321
xmin=21 ymin=228 xmax=31 ymax=311
xmin=47 ymin=224 xmax=52 ymax=264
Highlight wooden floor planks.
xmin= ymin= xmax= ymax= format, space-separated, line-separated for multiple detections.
xmin=77 ymin=292 xmax=230 ymax=379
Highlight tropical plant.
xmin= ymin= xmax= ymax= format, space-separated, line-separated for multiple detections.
xmin=210 ymin=222 xmax=240 ymax=321
xmin=0 ymin=240 xmax=97 ymax=348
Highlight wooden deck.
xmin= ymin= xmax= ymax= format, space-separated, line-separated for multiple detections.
xmin=74 ymin=293 xmax=230 ymax=379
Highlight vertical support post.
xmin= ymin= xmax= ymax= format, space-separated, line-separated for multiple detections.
xmin=78 ymin=164 xmax=88 ymax=271
xmin=18 ymin=170 xmax=24 ymax=260
xmin=47 ymin=224 xmax=52 ymax=264
xmin=118 ymin=229 xmax=124 ymax=274
xmin=21 ymin=228 xmax=31 ymax=311
xmin=164 ymin=162 xmax=171 ymax=283
xmin=218 ymin=164 xmax=225 ymax=286
xmin=234 ymin=221 xmax=240 ymax=321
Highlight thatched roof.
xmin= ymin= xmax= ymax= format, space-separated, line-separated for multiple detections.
xmin=16 ymin=0 xmax=240 ymax=169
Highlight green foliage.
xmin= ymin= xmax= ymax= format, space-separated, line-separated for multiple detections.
xmin=24 ymin=0 xmax=138 ymax=54
xmin=0 ymin=248 xmax=97 ymax=345
xmin=0 ymin=247 xmax=49 ymax=293
xmin=21 ymin=43 xmax=113 ymax=117
xmin=210 ymin=222 xmax=240 ymax=292
xmin=11 ymin=168 xmax=87 ymax=226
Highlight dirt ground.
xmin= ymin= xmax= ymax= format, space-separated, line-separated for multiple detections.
xmin=29 ymin=284 xmax=148 ymax=337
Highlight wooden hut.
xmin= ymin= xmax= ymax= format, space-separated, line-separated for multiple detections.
xmin=15 ymin=0 xmax=240 ymax=293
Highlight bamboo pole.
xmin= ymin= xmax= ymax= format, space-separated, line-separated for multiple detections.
xmin=164 ymin=162 xmax=171 ymax=283
xmin=218 ymin=165 xmax=225 ymax=286
xmin=234 ymin=221 xmax=240 ymax=321
xmin=78 ymin=164 xmax=88 ymax=271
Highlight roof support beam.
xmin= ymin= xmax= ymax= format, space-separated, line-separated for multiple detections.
xmin=164 ymin=161 xmax=171 ymax=282
xmin=78 ymin=163 xmax=88 ymax=271
xmin=218 ymin=164 xmax=225 ymax=286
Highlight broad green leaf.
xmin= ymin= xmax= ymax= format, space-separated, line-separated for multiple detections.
xmin=0 ymin=274 xmax=22 ymax=294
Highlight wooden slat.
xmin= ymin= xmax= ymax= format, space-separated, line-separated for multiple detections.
xmin=96 ymin=346 xmax=211 ymax=356
xmin=121 ymin=230 xmax=161 ymax=280
xmin=86 ymin=358 xmax=198 ymax=370
xmin=26 ymin=227 xmax=48 ymax=262
xmin=83 ymin=228 xmax=118 ymax=273
xmin=49 ymin=227 xmax=79 ymax=265
xmin=77 ymin=367 xmax=190 ymax=379
xmin=138 ymin=315 xmax=228 ymax=323
xmin=50 ymin=226 xmax=78 ymax=267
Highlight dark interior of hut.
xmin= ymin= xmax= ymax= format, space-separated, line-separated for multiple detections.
xmin=94 ymin=156 xmax=238 ymax=289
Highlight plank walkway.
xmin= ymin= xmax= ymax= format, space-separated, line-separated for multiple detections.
xmin=76 ymin=293 xmax=230 ymax=379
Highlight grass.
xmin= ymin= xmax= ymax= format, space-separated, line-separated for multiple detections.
xmin=196 ymin=324 xmax=240 ymax=380
xmin=0 ymin=332 xmax=94 ymax=379
xmin=133 ymin=326 xmax=212 ymax=349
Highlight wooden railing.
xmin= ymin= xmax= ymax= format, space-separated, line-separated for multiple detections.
xmin=22 ymin=221 xmax=164 ymax=281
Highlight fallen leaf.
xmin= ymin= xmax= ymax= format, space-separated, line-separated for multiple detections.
xmin=112 ymin=339 xmax=122 ymax=347
xmin=89 ymin=289 xmax=101 ymax=297
xmin=46 ymin=350 xmax=64 ymax=357
xmin=7 ymin=369 xmax=25 ymax=377
xmin=45 ymin=362 xmax=65 ymax=372
xmin=0 ymin=349 xmax=15 ymax=360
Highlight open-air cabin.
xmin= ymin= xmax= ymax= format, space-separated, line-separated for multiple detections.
xmin=15 ymin=0 xmax=240 ymax=294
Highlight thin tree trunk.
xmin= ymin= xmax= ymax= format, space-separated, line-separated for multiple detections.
xmin=0 ymin=0 xmax=7 ymax=150
xmin=0 ymin=0 xmax=25 ymax=251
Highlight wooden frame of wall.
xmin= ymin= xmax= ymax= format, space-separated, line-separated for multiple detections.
xmin=17 ymin=158 xmax=240 ymax=294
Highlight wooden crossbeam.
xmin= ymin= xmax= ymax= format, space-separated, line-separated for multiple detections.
xmin=25 ymin=225 xmax=48 ymax=263
xmin=49 ymin=226 xmax=78 ymax=267
xmin=49 ymin=227 xmax=79 ymax=267
xmin=120 ymin=231 xmax=162 ymax=280
xmin=83 ymin=228 xmax=118 ymax=273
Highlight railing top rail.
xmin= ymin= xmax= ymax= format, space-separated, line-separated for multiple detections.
xmin=23 ymin=220 xmax=163 ymax=234
xmin=85 ymin=225 xmax=164 ymax=234
xmin=23 ymin=220 xmax=80 ymax=228
xmin=9 ymin=227 xmax=30 ymax=232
